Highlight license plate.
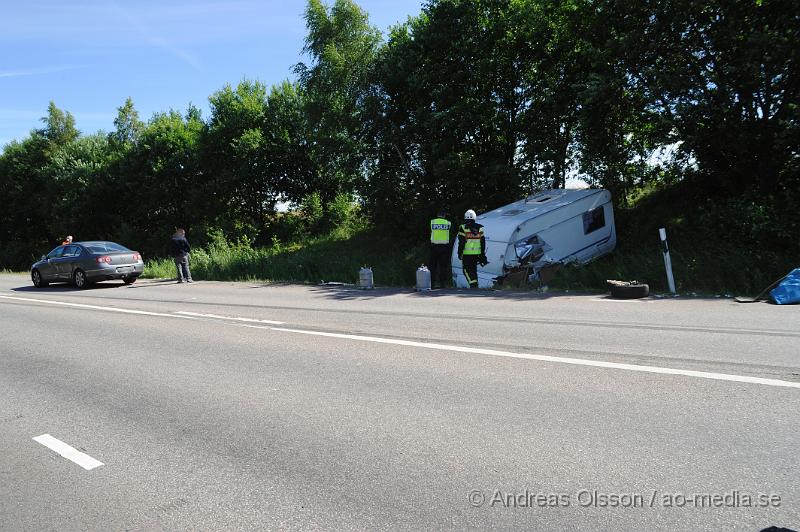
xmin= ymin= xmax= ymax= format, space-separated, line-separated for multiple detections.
xmin=116 ymin=266 xmax=134 ymax=273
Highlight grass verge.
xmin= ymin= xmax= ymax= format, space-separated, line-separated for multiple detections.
xmin=142 ymin=222 xmax=795 ymax=296
xmin=142 ymin=184 xmax=798 ymax=296
xmin=550 ymin=183 xmax=799 ymax=296
xmin=142 ymin=230 xmax=428 ymax=286
xmin=549 ymin=239 xmax=795 ymax=296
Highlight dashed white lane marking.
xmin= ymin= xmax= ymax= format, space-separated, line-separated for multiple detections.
xmin=33 ymin=434 xmax=104 ymax=470
xmin=3 ymin=294 xmax=800 ymax=389
xmin=0 ymin=295 xmax=199 ymax=320
xmin=174 ymin=311 xmax=283 ymax=324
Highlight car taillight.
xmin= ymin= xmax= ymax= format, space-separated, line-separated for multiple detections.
xmin=133 ymin=252 xmax=141 ymax=262
xmin=95 ymin=256 xmax=112 ymax=264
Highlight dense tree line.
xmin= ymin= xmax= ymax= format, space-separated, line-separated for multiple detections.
xmin=1 ymin=0 xmax=797 ymax=269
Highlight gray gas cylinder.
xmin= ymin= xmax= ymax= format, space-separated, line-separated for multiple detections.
xmin=358 ymin=266 xmax=374 ymax=289
xmin=416 ymin=265 xmax=431 ymax=291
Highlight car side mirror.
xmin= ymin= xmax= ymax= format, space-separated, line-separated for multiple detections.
xmin=41 ymin=255 xmax=47 ymax=261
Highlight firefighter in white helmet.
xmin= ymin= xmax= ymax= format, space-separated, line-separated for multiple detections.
xmin=457 ymin=209 xmax=487 ymax=288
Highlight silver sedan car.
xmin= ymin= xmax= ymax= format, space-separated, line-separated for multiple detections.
xmin=31 ymin=241 xmax=144 ymax=289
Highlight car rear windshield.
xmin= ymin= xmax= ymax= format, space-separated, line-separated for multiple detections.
xmin=84 ymin=242 xmax=131 ymax=253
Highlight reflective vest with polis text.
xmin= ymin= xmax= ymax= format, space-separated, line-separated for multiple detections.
xmin=430 ymin=218 xmax=451 ymax=244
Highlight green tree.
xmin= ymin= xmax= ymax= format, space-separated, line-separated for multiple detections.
xmin=128 ymin=109 xmax=204 ymax=237
xmin=110 ymin=97 xmax=144 ymax=148
xmin=367 ymin=0 xmax=546 ymax=222
xmin=38 ymin=101 xmax=79 ymax=149
xmin=601 ymin=0 xmax=800 ymax=195
xmin=0 ymin=102 xmax=83 ymax=265
xmin=296 ymin=0 xmax=382 ymax=201
xmin=0 ymin=135 xmax=53 ymax=265
xmin=204 ymin=81 xmax=272 ymax=238
xmin=43 ymin=134 xmax=114 ymax=240
xmin=262 ymin=81 xmax=315 ymax=204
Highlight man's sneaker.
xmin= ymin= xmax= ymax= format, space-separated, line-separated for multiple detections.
xmin=187 ymin=279 xmax=194 ymax=283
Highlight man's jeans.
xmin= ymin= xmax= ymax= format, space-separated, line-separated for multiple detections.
xmin=174 ymin=254 xmax=192 ymax=282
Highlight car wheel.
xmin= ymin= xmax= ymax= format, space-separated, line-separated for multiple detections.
xmin=73 ymin=269 xmax=89 ymax=289
xmin=32 ymin=269 xmax=49 ymax=288
xmin=123 ymin=276 xmax=137 ymax=285
xmin=610 ymin=282 xmax=649 ymax=299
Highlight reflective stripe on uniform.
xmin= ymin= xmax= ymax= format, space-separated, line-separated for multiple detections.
xmin=460 ymin=224 xmax=483 ymax=255
xmin=464 ymin=269 xmax=478 ymax=287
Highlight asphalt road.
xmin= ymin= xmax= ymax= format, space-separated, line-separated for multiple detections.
xmin=1 ymin=273 xmax=798 ymax=530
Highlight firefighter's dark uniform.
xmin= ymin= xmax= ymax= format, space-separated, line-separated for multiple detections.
xmin=457 ymin=221 xmax=486 ymax=288
xmin=429 ymin=217 xmax=452 ymax=288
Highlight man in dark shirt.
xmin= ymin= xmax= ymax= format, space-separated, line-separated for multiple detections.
xmin=169 ymin=228 xmax=193 ymax=283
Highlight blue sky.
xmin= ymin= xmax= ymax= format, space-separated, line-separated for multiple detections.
xmin=0 ymin=0 xmax=424 ymax=148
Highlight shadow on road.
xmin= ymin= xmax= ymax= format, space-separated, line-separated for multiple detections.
xmin=10 ymin=278 xmax=181 ymax=293
xmin=298 ymin=285 xmax=732 ymax=303
xmin=11 ymin=283 xmax=122 ymax=293
xmin=119 ymin=279 xmax=182 ymax=289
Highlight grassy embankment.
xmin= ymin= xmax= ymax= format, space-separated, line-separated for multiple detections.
xmin=142 ymin=231 xmax=428 ymax=287
xmin=143 ymin=184 xmax=798 ymax=295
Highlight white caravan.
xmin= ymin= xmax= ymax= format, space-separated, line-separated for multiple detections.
xmin=451 ymin=189 xmax=617 ymax=288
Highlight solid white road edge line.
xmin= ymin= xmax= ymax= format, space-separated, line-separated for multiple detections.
xmin=32 ymin=434 xmax=104 ymax=471
xmin=174 ymin=310 xmax=284 ymax=324
xmin=3 ymin=293 xmax=798 ymax=389
xmin=590 ymin=298 xmax=647 ymax=303
xmin=251 ymin=325 xmax=800 ymax=390
xmin=0 ymin=295 xmax=199 ymax=320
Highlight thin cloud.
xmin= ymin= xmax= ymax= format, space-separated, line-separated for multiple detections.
xmin=0 ymin=66 xmax=79 ymax=78
xmin=111 ymin=1 xmax=204 ymax=72
xmin=147 ymin=36 xmax=204 ymax=72
xmin=1 ymin=2 xmax=300 ymax=47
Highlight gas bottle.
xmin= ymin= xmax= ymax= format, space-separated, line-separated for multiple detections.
xmin=416 ymin=265 xmax=431 ymax=291
xmin=358 ymin=266 xmax=374 ymax=289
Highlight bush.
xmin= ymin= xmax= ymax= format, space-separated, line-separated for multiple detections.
xmin=142 ymin=228 xmax=427 ymax=285
xmin=300 ymin=192 xmax=324 ymax=235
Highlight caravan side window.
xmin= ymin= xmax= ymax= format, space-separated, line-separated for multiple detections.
xmin=583 ymin=207 xmax=606 ymax=234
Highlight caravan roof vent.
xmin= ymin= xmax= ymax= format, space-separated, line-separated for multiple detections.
xmin=525 ymin=194 xmax=554 ymax=204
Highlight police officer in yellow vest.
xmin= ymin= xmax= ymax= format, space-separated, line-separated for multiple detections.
xmin=429 ymin=209 xmax=452 ymax=289
xmin=457 ymin=209 xmax=487 ymax=288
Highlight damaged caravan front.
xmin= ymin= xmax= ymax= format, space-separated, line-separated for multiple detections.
xmin=451 ymin=189 xmax=617 ymax=288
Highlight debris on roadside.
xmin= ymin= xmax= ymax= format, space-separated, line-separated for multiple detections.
xmin=769 ymin=268 xmax=800 ymax=305
xmin=735 ymin=268 xmax=800 ymax=304
xmin=607 ymin=279 xmax=650 ymax=299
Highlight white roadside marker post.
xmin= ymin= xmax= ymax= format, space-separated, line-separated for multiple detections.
xmin=659 ymin=228 xmax=677 ymax=294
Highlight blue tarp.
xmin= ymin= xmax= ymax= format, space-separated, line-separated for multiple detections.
xmin=770 ymin=268 xmax=800 ymax=305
